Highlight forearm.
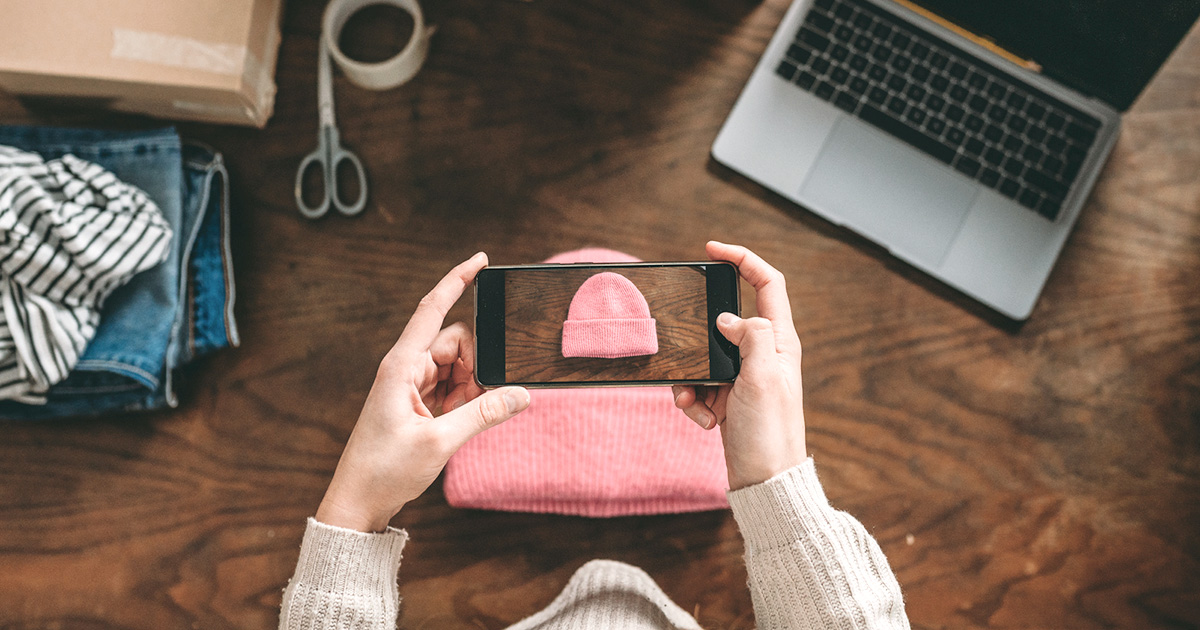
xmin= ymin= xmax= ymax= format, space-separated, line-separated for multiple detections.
xmin=728 ymin=458 xmax=910 ymax=630
xmin=279 ymin=518 xmax=408 ymax=630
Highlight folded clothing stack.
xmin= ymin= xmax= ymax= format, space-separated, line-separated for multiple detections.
xmin=0 ymin=146 xmax=173 ymax=403
xmin=0 ymin=126 xmax=238 ymax=419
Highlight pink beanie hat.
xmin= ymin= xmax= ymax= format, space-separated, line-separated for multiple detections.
xmin=561 ymin=272 xmax=658 ymax=358
xmin=444 ymin=248 xmax=729 ymax=517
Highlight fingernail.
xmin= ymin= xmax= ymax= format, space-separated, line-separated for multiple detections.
xmin=700 ymin=411 xmax=714 ymax=429
xmin=718 ymin=312 xmax=736 ymax=326
xmin=503 ymin=388 xmax=530 ymax=413
xmin=450 ymin=398 xmax=465 ymax=411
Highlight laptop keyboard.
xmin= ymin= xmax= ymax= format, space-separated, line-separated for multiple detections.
xmin=776 ymin=0 xmax=1101 ymax=221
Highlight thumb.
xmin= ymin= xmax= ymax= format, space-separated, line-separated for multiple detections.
xmin=717 ymin=313 xmax=776 ymax=359
xmin=441 ymin=386 xmax=530 ymax=447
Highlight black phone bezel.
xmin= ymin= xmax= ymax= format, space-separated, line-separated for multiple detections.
xmin=474 ymin=261 xmax=740 ymax=388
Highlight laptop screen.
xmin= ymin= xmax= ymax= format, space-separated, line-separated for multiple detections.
xmin=904 ymin=0 xmax=1200 ymax=111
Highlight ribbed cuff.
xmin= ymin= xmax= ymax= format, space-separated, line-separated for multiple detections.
xmin=561 ymin=318 xmax=658 ymax=358
xmin=726 ymin=458 xmax=830 ymax=552
xmin=292 ymin=517 xmax=409 ymax=595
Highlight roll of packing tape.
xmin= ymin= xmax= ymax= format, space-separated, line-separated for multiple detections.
xmin=322 ymin=0 xmax=435 ymax=91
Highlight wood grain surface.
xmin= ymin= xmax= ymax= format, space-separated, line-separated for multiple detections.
xmin=505 ymin=266 xmax=709 ymax=382
xmin=0 ymin=1 xmax=1198 ymax=629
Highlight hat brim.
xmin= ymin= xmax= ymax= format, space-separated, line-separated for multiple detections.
xmin=562 ymin=318 xmax=658 ymax=358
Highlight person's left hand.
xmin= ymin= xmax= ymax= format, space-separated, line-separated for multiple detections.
xmin=316 ymin=252 xmax=531 ymax=532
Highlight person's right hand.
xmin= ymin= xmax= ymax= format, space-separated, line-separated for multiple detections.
xmin=672 ymin=241 xmax=807 ymax=490
xmin=315 ymin=253 xmax=531 ymax=533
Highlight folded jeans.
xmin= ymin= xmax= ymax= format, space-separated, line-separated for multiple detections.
xmin=0 ymin=126 xmax=238 ymax=419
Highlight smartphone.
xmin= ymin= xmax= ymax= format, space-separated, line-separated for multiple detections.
xmin=474 ymin=261 xmax=740 ymax=388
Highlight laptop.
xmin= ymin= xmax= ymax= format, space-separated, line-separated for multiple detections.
xmin=713 ymin=0 xmax=1200 ymax=319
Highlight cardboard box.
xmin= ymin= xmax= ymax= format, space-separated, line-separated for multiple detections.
xmin=0 ymin=0 xmax=284 ymax=127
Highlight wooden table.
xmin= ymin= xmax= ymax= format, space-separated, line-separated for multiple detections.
xmin=1 ymin=1 xmax=1197 ymax=628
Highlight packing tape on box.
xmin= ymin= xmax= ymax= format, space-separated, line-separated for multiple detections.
xmin=323 ymin=0 xmax=435 ymax=91
xmin=110 ymin=26 xmax=277 ymax=123
xmin=111 ymin=28 xmax=249 ymax=76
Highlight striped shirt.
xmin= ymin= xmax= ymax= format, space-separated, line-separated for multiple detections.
xmin=0 ymin=146 xmax=172 ymax=403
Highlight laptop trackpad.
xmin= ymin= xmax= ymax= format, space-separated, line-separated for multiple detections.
xmin=800 ymin=118 xmax=978 ymax=267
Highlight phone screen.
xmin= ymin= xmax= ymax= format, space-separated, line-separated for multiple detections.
xmin=475 ymin=263 xmax=739 ymax=387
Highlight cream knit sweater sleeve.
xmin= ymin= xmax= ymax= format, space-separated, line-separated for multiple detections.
xmin=279 ymin=458 xmax=908 ymax=630
xmin=278 ymin=517 xmax=409 ymax=630
xmin=727 ymin=458 xmax=910 ymax=630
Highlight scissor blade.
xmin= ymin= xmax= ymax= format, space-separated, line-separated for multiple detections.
xmin=317 ymin=37 xmax=336 ymax=128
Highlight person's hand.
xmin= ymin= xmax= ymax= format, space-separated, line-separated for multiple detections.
xmin=672 ymin=242 xmax=807 ymax=490
xmin=316 ymin=253 xmax=531 ymax=532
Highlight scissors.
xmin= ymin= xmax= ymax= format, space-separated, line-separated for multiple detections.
xmin=294 ymin=37 xmax=369 ymax=219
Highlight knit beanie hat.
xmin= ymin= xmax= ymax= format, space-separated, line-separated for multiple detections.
xmin=444 ymin=248 xmax=729 ymax=517
xmin=561 ymin=272 xmax=658 ymax=358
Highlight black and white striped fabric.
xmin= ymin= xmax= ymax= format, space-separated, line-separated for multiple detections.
xmin=0 ymin=146 xmax=172 ymax=404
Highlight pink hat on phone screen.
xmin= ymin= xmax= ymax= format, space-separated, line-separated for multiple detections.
xmin=561 ymin=272 xmax=658 ymax=358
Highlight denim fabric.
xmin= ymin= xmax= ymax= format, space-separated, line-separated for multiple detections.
xmin=182 ymin=142 xmax=240 ymax=361
xmin=0 ymin=126 xmax=237 ymax=419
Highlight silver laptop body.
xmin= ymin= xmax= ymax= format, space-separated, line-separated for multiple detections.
xmin=713 ymin=0 xmax=1123 ymax=320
